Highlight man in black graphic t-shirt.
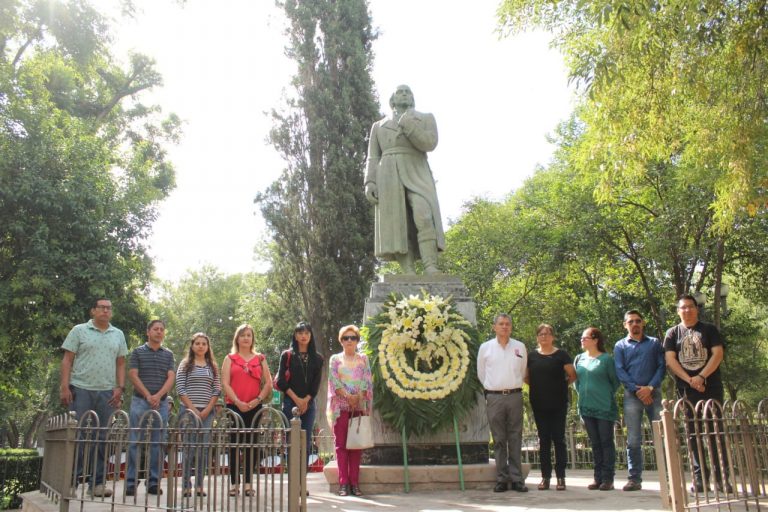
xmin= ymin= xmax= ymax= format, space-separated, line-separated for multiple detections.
xmin=664 ymin=294 xmax=729 ymax=493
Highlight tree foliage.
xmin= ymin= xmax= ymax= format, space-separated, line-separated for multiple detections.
xmin=443 ymin=114 xmax=768 ymax=399
xmin=256 ymin=0 xmax=380 ymax=366
xmin=498 ymin=0 xmax=768 ymax=234
xmin=151 ymin=267 xmax=287 ymax=370
xmin=0 ymin=0 xmax=177 ymax=444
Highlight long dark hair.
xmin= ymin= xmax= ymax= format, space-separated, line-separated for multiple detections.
xmin=182 ymin=332 xmax=218 ymax=378
xmin=291 ymin=321 xmax=321 ymax=363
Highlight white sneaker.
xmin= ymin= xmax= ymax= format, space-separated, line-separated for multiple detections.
xmin=89 ymin=484 xmax=113 ymax=497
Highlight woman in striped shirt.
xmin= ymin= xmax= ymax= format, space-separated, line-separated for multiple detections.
xmin=176 ymin=332 xmax=221 ymax=497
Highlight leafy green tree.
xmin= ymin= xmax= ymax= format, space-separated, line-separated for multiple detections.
xmin=255 ymin=0 xmax=381 ymax=423
xmin=498 ymin=0 xmax=768 ymax=234
xmin=0 ymin=0 xmax=177 ymax=445
xmin=152 ymin=267 xmax=249 ymax=359
xmin=498 ymin=0 xmax=768 ymax=332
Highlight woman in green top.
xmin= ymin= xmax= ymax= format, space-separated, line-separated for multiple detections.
xmin=574 ymin=327 xmax=619 ymax=491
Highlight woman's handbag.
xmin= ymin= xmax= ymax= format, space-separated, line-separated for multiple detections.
xmin=273 ymin=350 xmax=292 ymax=391
xmin=346 ymin=412 xmax=374 ymax=450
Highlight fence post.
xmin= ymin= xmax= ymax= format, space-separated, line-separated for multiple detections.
xmin=652 ymin=420 xmax=670 ymax=508
xmin=567 ymin=422 xmax=577 ymax=470
xmin=660 ymin=401 xmax=686 ymax=512
xmin=288 ymin=412 xmax=301 ymax=512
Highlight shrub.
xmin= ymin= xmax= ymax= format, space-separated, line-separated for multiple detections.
xmin=0 ymin=449 xmax=42 ymax=510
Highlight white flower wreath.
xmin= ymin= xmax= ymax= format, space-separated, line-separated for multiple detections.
xmin=377 ymin=293 xmax=472 ymax=401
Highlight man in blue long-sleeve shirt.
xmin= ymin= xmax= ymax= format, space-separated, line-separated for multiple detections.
xmin=614 ymin=310 xmax=665 ymax=491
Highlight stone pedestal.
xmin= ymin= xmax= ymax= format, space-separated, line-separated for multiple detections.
xmin=362 ymin=274 xmax=488 ymax=466
xmin=323 ymin=460 xmax=530 ymax=493
xmin=363 ymin=273 xmax=476 ymax=325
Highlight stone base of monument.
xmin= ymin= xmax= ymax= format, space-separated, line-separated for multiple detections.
xmin=323 ymin=460 xmax=530 ymax=492
xmin=362 ymin=442 xmax=489 ymax=465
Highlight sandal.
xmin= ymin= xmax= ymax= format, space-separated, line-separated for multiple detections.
xmin=244 ymin=488 xmax=255 ymax=497
xmin=228 ymin=487 xmax=239 ymax=497
xmin=196 ymin=489 xmax=207 ymax=497
xmin=183 ymin=489 xmax=193 ymax=497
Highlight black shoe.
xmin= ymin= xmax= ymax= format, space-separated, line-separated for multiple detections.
xmin=510 ymin=481 xmax=529 ymax=492
xmin=147 ymin=485 xmax=163 ymax=495
xmin=338 ymin=485 xmax=349 ymax=496
xmin=351 ymin=486 xmax=363 ymax=497
xmin=125 ymin=487 xmax=136 ymax=497
xmin=493 ymin=482 xmax=507 ymax=493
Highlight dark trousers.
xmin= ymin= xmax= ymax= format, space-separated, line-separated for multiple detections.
xmin=532 ymin=407 xmax=568 ymax=479
xmin=679 ymin=386 xmax=729 ymax=485
xmin=226 ymin=405 xmax=261 ymax=485
xmin=582 ymin=416 xmax=615 ymax=484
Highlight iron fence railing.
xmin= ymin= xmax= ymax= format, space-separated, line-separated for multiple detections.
xmin=656 ymin=398 xmax=768 ymax=511
xmin=40 ymin=406 xmax=307 ymax=512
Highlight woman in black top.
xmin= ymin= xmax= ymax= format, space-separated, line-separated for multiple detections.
xmin=274 ymin=321 xmax=324 ymax=463
xmin=525 ymin=323 xmax=577 ymax=491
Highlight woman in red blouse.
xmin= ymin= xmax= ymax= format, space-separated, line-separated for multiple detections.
xmin=221 ymin=324 xmax=272 ymax=497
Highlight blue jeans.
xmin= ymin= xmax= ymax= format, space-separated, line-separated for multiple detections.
xmin=624 ymin=389 xmax=662 ymax=483
xmin=126 ymin=397 xmax=169 ymax=488
xmin=180 ymin=408 xmax=214 ymax=490
xmin=282 ymin=397 xmax=316 ymax=465
xmin=70 ymin=386 xmax=115 ymax=487
xmin=582 ymin=416 xmax=616 ymax=484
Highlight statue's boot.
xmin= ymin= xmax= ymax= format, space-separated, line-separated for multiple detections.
xmin=419 ymin=240 xmax=440 ymax=275
xmin=397 ymin=252 xmax=416 ymax=274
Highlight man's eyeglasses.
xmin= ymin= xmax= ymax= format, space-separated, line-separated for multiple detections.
xmin=678 ymin=305 xmax=696 ymax=311
xmin=626 ymin=319 xmax=643 ymax=324
xmin=341 ymin=335 xmax=359 ymax=341
xmin=94 ymin=305 xmax=112 ymax=311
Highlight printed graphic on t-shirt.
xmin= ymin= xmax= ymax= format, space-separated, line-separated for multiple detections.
xmin=678 ymin=328 xmax=707 ymax=371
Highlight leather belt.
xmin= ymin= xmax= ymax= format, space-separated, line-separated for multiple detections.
xmin=485 ymin=388 xmax=522 ymax=395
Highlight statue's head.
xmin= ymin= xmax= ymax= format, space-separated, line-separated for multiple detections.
xmin=389 ymin=84 xmax=415 ymax=110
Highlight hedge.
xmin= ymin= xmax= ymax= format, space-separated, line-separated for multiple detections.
xmin=0 ymin=449 xmax=42 ymax=510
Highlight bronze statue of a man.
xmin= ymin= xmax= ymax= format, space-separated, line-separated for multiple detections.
xmin=365 ymin=85 xmax=445 ymax=274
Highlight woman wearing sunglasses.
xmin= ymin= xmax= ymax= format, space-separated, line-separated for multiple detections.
xmin=327 ymin=325 xmax=373 ymax=497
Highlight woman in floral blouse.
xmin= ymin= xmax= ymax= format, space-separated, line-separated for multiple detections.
xmin=327 ymin=324 xmax=373 ymax=497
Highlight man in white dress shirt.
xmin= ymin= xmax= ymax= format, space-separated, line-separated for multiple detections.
xmin=477 ymin=313 xmax=529 ymax=493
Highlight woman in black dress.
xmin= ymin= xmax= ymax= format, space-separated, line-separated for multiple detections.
xmin=526 ymin=323 xmax=577 ymax=491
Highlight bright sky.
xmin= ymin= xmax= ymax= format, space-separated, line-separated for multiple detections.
xmin=112 ymin=0 xmax=574 ymax=283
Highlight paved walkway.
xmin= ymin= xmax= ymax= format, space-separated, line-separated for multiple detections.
xmin=303 ymin=470 xmax=669 ymax=512
xmin=24 ymin=470 xmax=673 ymax=512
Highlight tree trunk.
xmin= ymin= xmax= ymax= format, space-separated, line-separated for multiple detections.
xmin=712 ymin=237 xmax=725 ymax=330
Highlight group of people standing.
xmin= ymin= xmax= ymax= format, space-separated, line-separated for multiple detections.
xmin=479 ymin=293 xmax=727 ymax=495
xmin=59 ymin=299 xmax=372 ymax=499
xmin=60 ymin=293 xmax=726 ymax=499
